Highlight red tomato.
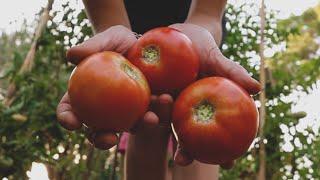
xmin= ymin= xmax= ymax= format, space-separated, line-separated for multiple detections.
xmin=68 ymin=51 xmax=150 ymax=132
xmin=172 ymin=77 xmax=259 ymax=164
xmin=127 ymin=27 xmax=199 ymax=94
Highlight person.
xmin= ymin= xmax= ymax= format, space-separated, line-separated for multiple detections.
xmin=56 ymin=0 xmax=261 ymax=180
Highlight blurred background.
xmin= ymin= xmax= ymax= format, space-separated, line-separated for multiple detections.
xmin=0 ymin=0 xmax=319 ymax=179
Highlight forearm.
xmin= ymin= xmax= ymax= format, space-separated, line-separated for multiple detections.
xmin=82 ymin=0 xmax=131 ymax=33
xmin=125 ymin=128 xmax=170 ymax=180
xmin=186 ymin=0 xmax=227 ymax=45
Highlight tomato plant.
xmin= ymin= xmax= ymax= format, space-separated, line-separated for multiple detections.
xmin=127 ymin=27 xmax=199 ymax=94
xmin=172 ymin=77 xmax=259 ymax=164
xmin=68 ymin=51 xmax=150 ymax=132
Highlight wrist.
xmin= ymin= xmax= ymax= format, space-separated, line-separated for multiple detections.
xmin=186 ymin=12 xmax=220 ymax=29
xmin=185 ymin=14 xmax=223 ymax=45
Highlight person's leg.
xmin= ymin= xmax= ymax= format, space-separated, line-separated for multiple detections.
xmin=172 ymin=161 xmax=219 ymax=180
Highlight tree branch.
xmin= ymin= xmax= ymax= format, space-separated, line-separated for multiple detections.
xmin=257 ymin=0 xmax=267 ymax=180
xmin=3 ymin=0 xmax=54 ymax=107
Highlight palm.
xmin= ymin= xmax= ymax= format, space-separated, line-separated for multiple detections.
xmin=169 ymin=23 xmax=261 ymax=167
xmin=57 ymin=25 xmax=172 ymax=150
xmin=170 ymin=23 xmax=261 ymax=94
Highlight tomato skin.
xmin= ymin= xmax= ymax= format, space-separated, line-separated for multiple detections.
xmin=127 ymin=27 xmax=199 ymax=94
xmin=68 ymin=51 xmax=150 ymax=132
xmin=172 ymin=77 xmax=258 ymax=164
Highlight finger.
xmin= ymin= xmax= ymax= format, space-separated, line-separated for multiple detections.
xmin=66 ymin=25 xmax=137 ymax=64
xmin=174 ymin=145 xmax=193 ymax=166
xmin=220 ymin=160 xmax=235 ymax=169
xmin=149 ymin=95 xmax=158 ymax=111
xmin=155 ymin=94 xmax=174 ymax=126
xmin=143 ymin=111 xmax=160 ymax=127
xmin=129 ymin=95 xmax=159 ymax=133
xmin=208 ymin=50 xmax=261 ymax=94
xmin=88 ymin=131 xmax=119 ymax=150
xmin=130 ymin=111 xmax=159 ymax=133
xmin=56 ymin=93 xmax=82 ymax=130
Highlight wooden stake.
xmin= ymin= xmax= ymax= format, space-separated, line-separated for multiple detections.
xmin=257 ymin=0 xmax=267 ymax=179
xmin=3 ymin=0 xmax=54 ymax=107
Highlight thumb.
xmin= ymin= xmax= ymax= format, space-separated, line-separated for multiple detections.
xmin=207 ymin=49 xmax=261 ymax=95
xmin=66 ymin=25 xmax=137 ymax=64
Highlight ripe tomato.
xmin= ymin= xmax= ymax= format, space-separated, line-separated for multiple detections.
xmin=127 ymin=27 xmax=199 ymax=94
xmin=172 ymin=77 xmax=258 ymax=164
xmin=68 ymin=51 xmax=150 ymax=132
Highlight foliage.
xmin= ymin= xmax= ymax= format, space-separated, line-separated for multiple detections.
xmin=0 ymin=2 xmax=115 ymax=180
xmin=220 ymin=3 xmax=320 ymax=180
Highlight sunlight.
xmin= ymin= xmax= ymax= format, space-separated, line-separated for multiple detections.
xmin=26 ymin=162 xmax=49 ymax=180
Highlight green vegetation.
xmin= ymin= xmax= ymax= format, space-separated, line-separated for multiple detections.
xmin=0 ymin=2 xmax=319 ymax=179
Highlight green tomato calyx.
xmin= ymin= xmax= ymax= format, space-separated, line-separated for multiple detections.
xmin=193 ymin=100 xmax=214 ymax=123
xmin=142 ymin=45 xmax=160 ymax=64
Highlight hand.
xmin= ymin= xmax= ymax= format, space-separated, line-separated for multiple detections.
xmin=169 ymin=23 xmax=261 ymax=94
xmin=169 ymin=23 xmax=261 ymax=168
xmin=56 ymin=25 xmax=171 ymax=149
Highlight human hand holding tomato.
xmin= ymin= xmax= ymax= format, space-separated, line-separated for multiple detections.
xmin=169 ymin=23 xmax=261 ymax=94
xmin=56 ymin=25 xmax=173 ymax=149
xmin=167 ymin=23 xmax=261 ymax=168
xmin=57 ymin=24 xmax=260 ymax=169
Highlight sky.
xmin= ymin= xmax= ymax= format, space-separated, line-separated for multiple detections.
xmin=0 ymin=0 xmax=319 ymax=33
xmin=229 ymin=0 xmax=319 ymax=18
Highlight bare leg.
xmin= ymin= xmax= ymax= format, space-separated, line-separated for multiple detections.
xmin=172 ymin=161 xmax=219 ymax=180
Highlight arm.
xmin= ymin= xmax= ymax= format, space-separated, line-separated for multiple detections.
xmin=82 ymin=2 xmax=172 ymax=180
xmin=170 ymin=0 xmax=260 ymax=95
xmin=186 ymin=0 xmax=226 ymax=45
xmin=125 ymin=127 xmax=170 ymax=180
xmin=125 ymin=95 xmax=173 ymax=180
xmin=170 ymin=1 xmax=226 ymax=179
xmin=170 ymin=0 xmax=260 ymax=175
xmin=82 ymin=0 xmax=131 ymax=33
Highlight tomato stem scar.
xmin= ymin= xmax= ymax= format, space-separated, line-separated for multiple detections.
xmin=142 ymin=45 xmax=160 ymax=64
xmin=193 ymin=100 xmax=214 ymax=123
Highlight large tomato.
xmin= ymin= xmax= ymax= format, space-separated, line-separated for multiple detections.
xmin=172 ymin=77 xmax=259 ymax=164
xmin=127 ymin=27 xmax=199 ymax=94
xmin=68 ymin=51 xmax=150 ymax=132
